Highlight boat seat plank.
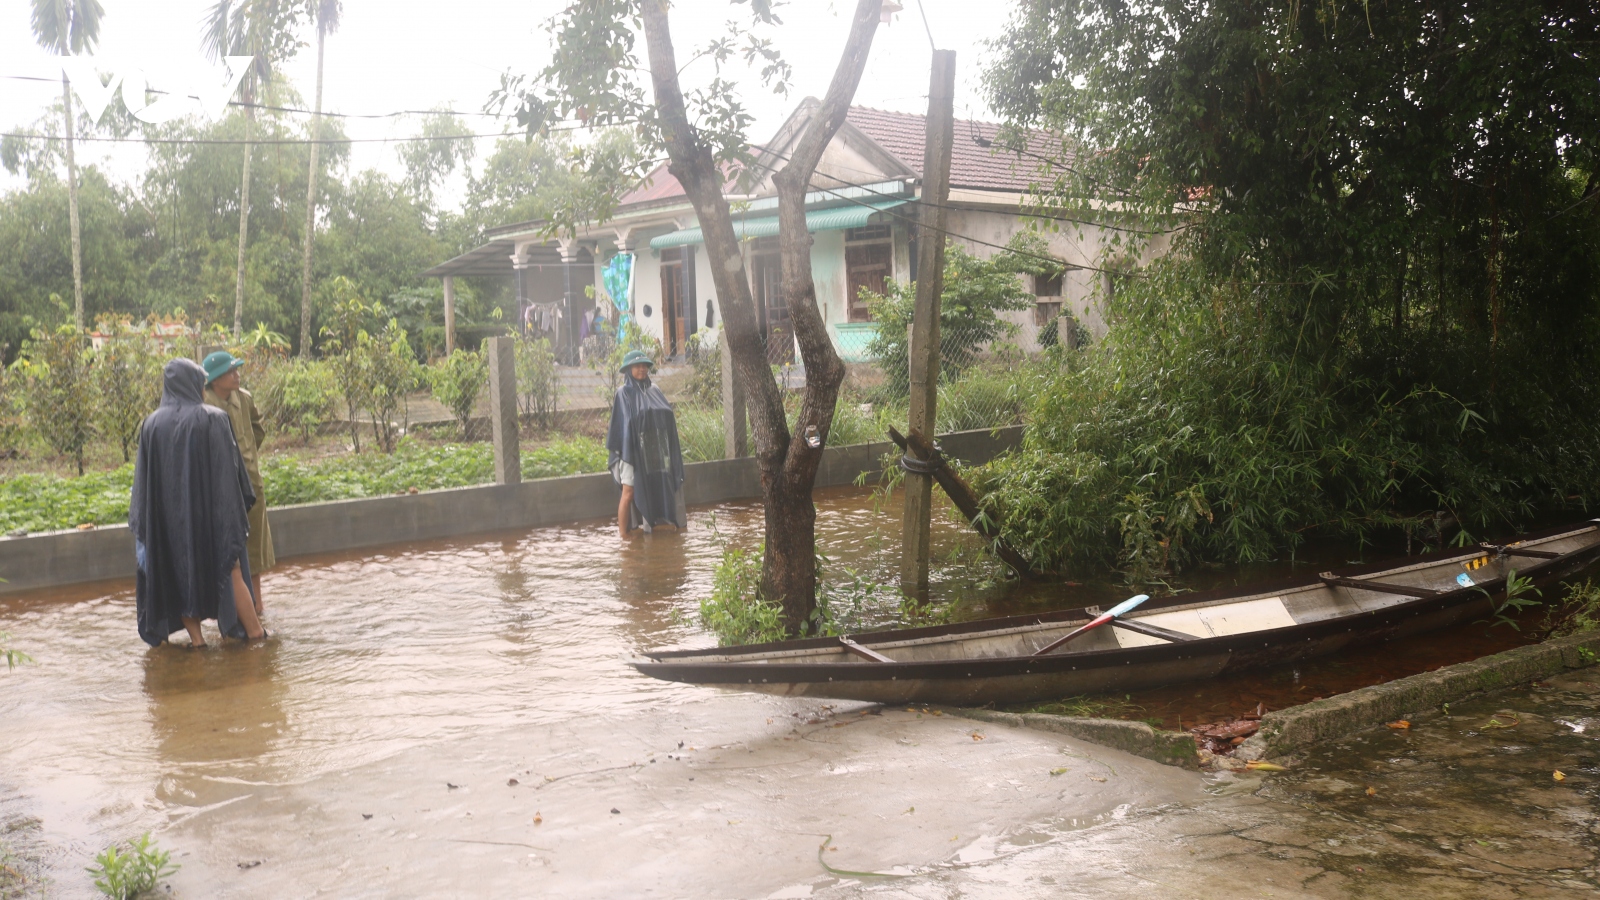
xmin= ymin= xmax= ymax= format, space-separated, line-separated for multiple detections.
xmin=839 ymin=636 xmax=894 ymax=663
xmin=1320 ymin=575 xmax=1439 ymax=598
xmin=1484 ymin=544 xmax=1561 ymax=560
xmin=1111 ymin=618 xmax=1200 ymax=643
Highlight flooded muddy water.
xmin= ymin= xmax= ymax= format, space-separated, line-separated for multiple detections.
xmin=0 ymin=484 xmax=1592 ymax=896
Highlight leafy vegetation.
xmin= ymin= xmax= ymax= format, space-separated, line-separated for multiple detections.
xmin=973 ymin=0 xmax=1600 ymax=577
xmin=862 ymin=238 xmax=1036 ymax=399
xmin=0 ymin=463 xmax=133 ymax=534
xmin=86 ymin=833 xmax=177 ymax=900
xmin=261 ymin=436 xmax=606 ymax=505
xmin=514 ymin=334 xmax=562 ymax=431
xmin=698 ymin=543 xmax=787 ymax=646
xmin=1549 ymin=579 xmax=1600 ymax=639
xmin=427 ymin=349 xmax=486 ymax=440
xmin=254 ymin=357 xmax=340 ymax=442
xmin=16 ymin=324 xmax=97 ymax=475
xmin=1 ymin=630 xmax=31 ymax=671
xmin=91 ymin=322 xmax=163 ymax=462
xmin=0 ymin=437 xmax=608 ymax=531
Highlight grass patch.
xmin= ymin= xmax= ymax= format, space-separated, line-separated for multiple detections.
xmin=1549 ymin=579 xmax=1600 ymax=638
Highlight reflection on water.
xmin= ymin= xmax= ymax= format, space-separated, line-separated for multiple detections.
xmin=142 ymin=641 xmax=288 ymax=808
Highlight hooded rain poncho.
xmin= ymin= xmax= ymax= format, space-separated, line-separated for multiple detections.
xmin=129 ymin=359 xmax=256 ymax=646
xmin=606 ymin=375 xmax=685 ymax=531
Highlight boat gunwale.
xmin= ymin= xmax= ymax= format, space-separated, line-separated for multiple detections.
xmin=635 ymin=522 xmax=1600 ymax=682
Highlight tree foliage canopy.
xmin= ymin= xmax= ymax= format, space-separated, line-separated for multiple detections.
xmin=975 ymin=0 xmax=1600 ymax=574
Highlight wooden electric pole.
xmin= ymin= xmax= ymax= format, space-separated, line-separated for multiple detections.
xmin=900 ymin=49 xmax=956 ymax=599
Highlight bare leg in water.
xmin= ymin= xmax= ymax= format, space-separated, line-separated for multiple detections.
xmin=181 ymin=617 xmax=205 ymax=648
xmin=251 ymin=574 xmax=264 ymax=617
xmin=232 ymin=563 xmax=265 ymax=639
xmin=618 ymin=485 xmax=635 ymax=539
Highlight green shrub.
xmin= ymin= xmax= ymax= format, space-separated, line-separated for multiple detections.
xmin=0 ymin=356 xmax=23 ymax=456
xmin=675 ymin=406 xmax=726 ymax=463
xmin=937 ymin=360 xmax=1028 ymax=433
xmin=427 ymin=349 xmax=486 ymax=440
xmin=320 ymin=282 xmax=376 ymax=451
xmin=362 ymin=319 xmax=419 ymax=453
xmin=87 ymin=833 xmax=177 ymax=899
xmin=18 ymin=325 xmax=97 ymax=475
xmin=90 ymin=324 xmax=163 ymax=463
xmin=863 ymin=239 xmax=1035 ymax=399
xmin=256 ymin=358 xmax=339 ymax=443
xmin=698 ymin=543 xmax=786 ymax=646
xmin=1551 ymin=579 xmax=1600 ymax=638
xmin=515 ymin=334 xmax=562 ymax=431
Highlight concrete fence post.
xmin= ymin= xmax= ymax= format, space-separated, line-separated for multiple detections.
xmin=486 ymin=335 xmax=520 ymax=485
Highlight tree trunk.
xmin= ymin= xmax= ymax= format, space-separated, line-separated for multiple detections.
xmin=299 ymin=30 xmax=326 ymax=357
xmin=61 ymin=76 xmax=85 ymax=329
xmin=233 ymin=78 xmax=255 ymax=338
xmin=640 ymin=0 xmax=880 ymax=633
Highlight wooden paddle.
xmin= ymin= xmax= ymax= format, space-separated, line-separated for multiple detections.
xmin=1032 ymin=594 xmax=1151 ymax=656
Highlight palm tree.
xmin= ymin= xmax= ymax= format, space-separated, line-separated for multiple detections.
xmin=298 ymin=0 xmax=341 ymax=357
xmin=202 ymin=0 xmax=302 ymax=338
xmin=30 ymin=0 xmax=105 ymax=329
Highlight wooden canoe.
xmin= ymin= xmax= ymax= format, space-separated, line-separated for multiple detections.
xmin=630 ymin=520 xmax=1600 ymax=706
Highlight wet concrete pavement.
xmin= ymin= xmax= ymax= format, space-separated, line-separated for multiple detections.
xmin=823 ymin=669 xmax=1600 ymax=899
xmin=157 ymin=698 xmax=1200 ymax=898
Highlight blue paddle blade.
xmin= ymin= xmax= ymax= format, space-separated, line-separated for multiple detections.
xmin=1106 ymin=594 xmax=1151 ymax=618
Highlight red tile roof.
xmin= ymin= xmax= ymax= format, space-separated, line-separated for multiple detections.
xmin=844 ymin=106 xmax=1059 ymax=192
xmin=612 ymin=106 xmax=1060 ymax=209
xmin=617 ymin=163 xmax=685 ymax=206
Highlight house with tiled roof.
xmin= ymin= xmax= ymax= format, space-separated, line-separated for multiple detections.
xmin=423 ymin=98 xmax=1114 ymax=364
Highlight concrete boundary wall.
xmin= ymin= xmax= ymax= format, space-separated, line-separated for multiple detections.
xmin=0 ymin=426 xmax=1022 ymax=596
xmin=951 ymin=628 xmax=1600 ymax=768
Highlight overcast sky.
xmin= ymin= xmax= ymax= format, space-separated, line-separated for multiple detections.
xmin=0 ymin=0 xmax=1016 ymax=202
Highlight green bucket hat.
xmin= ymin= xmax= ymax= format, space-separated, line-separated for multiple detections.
xmin=618 ymin=349 xmax=655 ymax=373
xmin=201 ymin=350 xmax=245 ymax=384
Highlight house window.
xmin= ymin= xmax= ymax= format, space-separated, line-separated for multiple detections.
xmin=844 ymin=224 xmax=893 ymax=323
xmin=1033 ymin=271 xmax=1063 ymax=298
xmin=1033 ymin=300 xmax=1062 ymax=327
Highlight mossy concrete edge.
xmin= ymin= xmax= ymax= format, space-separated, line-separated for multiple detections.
xmin=948 ymin=708 xmax=1202 ymax=770
xmin=1235 ymin=629 xmax=1600 ymax=760
xmin=948 ymin=630 xmax=1600 ymax=769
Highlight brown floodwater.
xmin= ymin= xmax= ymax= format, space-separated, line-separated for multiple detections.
xmin=0 ymin=484 xmax=1591 ymax=894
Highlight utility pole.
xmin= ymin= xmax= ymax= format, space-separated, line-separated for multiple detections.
xmin=900 ymin=49 xmax=956 ymax=599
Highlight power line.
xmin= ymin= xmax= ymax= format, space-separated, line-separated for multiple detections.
xmin=0 ymin=73 xmax=512 ymax=121
xmin=0 ymin=130 xmax=526 ymax=146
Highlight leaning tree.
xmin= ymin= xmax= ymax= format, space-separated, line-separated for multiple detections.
xmin=495 ymin=0 xmax=886 ymax=633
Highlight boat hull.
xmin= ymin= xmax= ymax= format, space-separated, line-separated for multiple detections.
xmin=632 ymin=522 xmax=1600 ymax=706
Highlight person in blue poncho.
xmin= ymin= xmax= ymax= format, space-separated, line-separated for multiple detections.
xmin=606 ymin=349 xmax=686 ymax=538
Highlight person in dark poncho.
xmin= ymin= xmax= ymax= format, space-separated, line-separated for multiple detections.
xmin=129 ymin=358 xmax=267 ymax=647
xmin=606 ymin=349 xmax=685 ymax=538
